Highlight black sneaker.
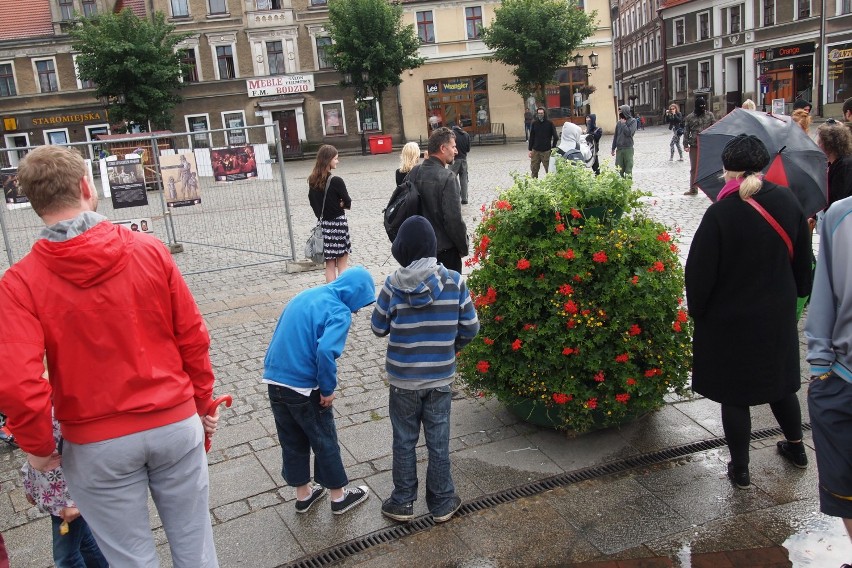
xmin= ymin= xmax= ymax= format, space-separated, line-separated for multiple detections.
xmin=381 ymin=498 xmax=414 ymax=522
xmin=777 ymin=441 xmax=808 ymax=468
xmin=727 ymin=462 xmax=751 ymax=489
xmin=331 ymin=486 xmax=369 ymax=515
xmin=295 ymin=485 xmax=327 ymax=514
xmin=431 ymin=495 xmax=462 ymax=523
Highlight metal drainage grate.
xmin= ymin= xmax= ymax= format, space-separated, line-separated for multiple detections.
xmin=280 ymin=422 xmax=811 ymax=568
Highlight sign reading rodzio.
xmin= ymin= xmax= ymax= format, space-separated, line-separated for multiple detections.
xmin=160 ymin=153 xmax=201 ymax=208
xmin=211 ymin=146 xmax=258 ymax=182
xmin=107 ymin=158 xmax=148 ymax=209
xmin=246 ymin=74 xmax=315 ymax=98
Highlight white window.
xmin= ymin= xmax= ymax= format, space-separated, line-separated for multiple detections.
xmin=315 ymin=36 xmax=333 ymax=70
xmin=186 ymin=114 xmax=212 ymax=148
xmin=416 ymin=11 xmax=435 ymax=43
xmin=320 ymin=100 xmax=346 ymax=136
xmin=728 ymin=5 xmax=741 ymax=34
xmin=44 ymin=128 xmax=70 ymax=145
xmin=209 ymin=0 xmax=228 ymax=15
xmin=842 ymin=0 xmax=852 ymax=14
xmin=221 ymin=111 xmax=247 ymax=146
xmin=72 ymin=54 xmax=95 ymax=90
xmin=698 ymin=60 xmax=711 ymax=89
xmin=762 ymin=0 xmax=775 ymax=25
xmin=179 ymin=47 xmax=200 ymax=82
xmin=207 ymin=36 xmax=239 ymax=79
xmin=698 ymin=11 xmax=710 ymax=40
xmin=58 ymin=0 xmax=74 ymax=20
xmin=674 ymin=64 xmax=687 ymax=93
xmin=4 ymin=133 xmax=30 ymax=167
xmin=465 ymin=7 xmax=483 ymax=40
xmin=266 ymin=41 xmax=285 ymax=75
xmin=171 ymin=0 xmax=189 ymax=17
xmin=256 ymin=0 xmax=283 ymax=8
xmin=796 ymin=0 xmax=811 ymax=18
xmin=356 ymin=97 xmax=381 ymax=132
xmin=674 ymin=18 xmax=685 ymax=46
xmin=33 ymin=58 xmax=59 ymax=93
xmin=0 ymin=61 xmax=17 ymax=97
xmin=85 ymin=124 xmax=109 ymax=160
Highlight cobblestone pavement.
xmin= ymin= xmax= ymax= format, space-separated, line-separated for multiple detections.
xmin=2 ymin=127 xmax=848 ymax=567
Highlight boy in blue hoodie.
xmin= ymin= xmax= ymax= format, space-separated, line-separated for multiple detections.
xmin=264 ymin=266 xmax=376 ymax=515
xmin=371 ymin=216 xmax=480 ymax=523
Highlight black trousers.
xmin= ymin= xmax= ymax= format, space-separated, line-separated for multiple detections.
xmin=438 ymin=248 xmax=462 ymax=273
xmin=721 ymin=393 xmax=803 ymax=466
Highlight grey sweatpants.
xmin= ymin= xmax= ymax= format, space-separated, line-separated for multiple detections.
xmin=64 ymin=415 xmax=218 ymax=568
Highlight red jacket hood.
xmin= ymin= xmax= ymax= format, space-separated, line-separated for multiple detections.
xmin=29 ymin=222 xmax=132 ymax=288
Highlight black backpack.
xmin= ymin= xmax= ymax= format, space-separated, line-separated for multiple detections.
xmin=383 ymin=165 xmax=422 ymax=242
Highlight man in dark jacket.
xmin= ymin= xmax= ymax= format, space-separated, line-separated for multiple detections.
xmin=683 ymin=96 xmax=716 ymax=195
xmin=418 ymin=127 xmax=468 ymax=272
xmin=610 ymin=104 xmax=637 ymax=177
xmin=449 ymin=125 xmax=470 ymax=204
xmin=527 ymin=107 xmax=558 ymax=178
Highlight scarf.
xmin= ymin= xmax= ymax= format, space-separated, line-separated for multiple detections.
xmin=716 ymin=177 xmax=743 ymax=201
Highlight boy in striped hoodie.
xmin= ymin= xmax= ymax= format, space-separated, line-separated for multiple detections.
xmin=371 ymin=216 xmax=479 ymax=523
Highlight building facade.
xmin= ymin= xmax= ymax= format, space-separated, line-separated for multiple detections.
xmin=658 ymin=0 xmax=852 ymax=119
xmin=612 ymin=0 xmax=665 ymax=125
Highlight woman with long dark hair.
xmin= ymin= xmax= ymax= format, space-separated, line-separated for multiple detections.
xmin=665 ymin=103 xmax=684 ymax=161
xmin=308 ymin=145 xmax=352 ymax=282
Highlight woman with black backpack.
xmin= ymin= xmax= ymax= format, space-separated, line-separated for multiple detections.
xmin=665 ymin=103 xmax=684 ymax=161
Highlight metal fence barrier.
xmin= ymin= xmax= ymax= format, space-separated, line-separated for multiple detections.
xmin=1 ymin=122 xmax=297 ymax=275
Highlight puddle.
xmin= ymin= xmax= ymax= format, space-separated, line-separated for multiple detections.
xmin=783 ymin=516 xmax=852 ymax=567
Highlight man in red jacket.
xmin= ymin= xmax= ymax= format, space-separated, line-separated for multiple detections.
xmin=0 ymin=145 xmax=220 ymax=567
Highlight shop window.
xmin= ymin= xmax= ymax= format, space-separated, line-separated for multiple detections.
xmin=171 ymin=0 xmax=189 ymax=17
xmin=186 ymin=114 xmax=211 ymax=148
xmin=321 ymin=101 xmax=346 ymax=136
xmin=698 ymin=11 xmax=710 ymax=40
xmin=422 ymin=75 xmax=488 ymax=132
xmin=728 ymin=5 xmax=741 ymax=34
xmin=674 ymin=65 xmax=687 ymax=93
xmin=797 ymin=0 xmax=811 ymax=18
xmin=267 ymin=41 xmax=285 ymax=75
xmin=356 ymin=98 xmax=381 ymax=132
xmin=58 ymin=0 xmax=74 ymax=19
xmin=216 ymin=45 xmax=236 ymax=79
xmin=673 ymin=18 xmax=684 ymax=46
xmin=699 ymin=60 xmax=710 ymax=89
xmin=316 ymin=37 xmax=333 ymax=70
xmin=35 ymin=59 xmax=59 ymax=93
xmin=180 ymin=49 xmax=199 ymax=82
xmin=417 ymin=11 xmax=435 ymax=44
xmin=0 ymin=63 xmax=16 ymax=97
xmin=256 ymin=0 xmax=282 ymax=8
xmin=86 ymin=125 xmax=109 ymax=160
xmin=44 ymin=129 xmax=69 ymax=145
xmin=222 ymin=111 xmax=247 ymax=145
xmin=209 ymin=0 xmax=227 ymax=15
xmin=763 ymin=0 xmax=774 ymax=25
xmin=826 ymin=45 xmax=852 ymax=103
xmin=466 ymin=7 xmax=483 ymax=40
xmin=82 ymin=0 xmax=97 ymax=17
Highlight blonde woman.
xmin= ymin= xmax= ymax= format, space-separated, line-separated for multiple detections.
xmin=396 ymin=142 xmax=421 ymax=186
xmin=741 ymin=99 xmax=757 ymax=110
xmin=308 ymin=145 xmax=351 ymax=282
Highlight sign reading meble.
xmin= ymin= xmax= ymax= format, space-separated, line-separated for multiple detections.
xmin=246 ymin=74 xmax=315 ymax=98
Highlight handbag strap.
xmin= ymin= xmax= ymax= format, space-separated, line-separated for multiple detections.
xmin=745 ymin=198 xmax=793 ymax=260
xmin=317 ymin=175 xmax=332 ymax=221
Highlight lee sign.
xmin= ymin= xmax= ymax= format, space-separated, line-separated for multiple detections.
xmin=246 ymin=74 xmax=316 ymax=98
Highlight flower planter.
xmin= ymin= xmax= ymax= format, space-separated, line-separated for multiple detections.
xmin=506 ymin=397 xmax=646 ymax=431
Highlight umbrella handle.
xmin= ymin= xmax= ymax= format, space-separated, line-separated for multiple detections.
xmin=204 ymin=395 xmax=232 ymax=453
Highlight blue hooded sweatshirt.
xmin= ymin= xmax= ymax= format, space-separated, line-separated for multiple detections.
xmin=263 ymin=266 xmax=376 ymax=396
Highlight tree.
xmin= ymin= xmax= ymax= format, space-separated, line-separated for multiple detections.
xmin=71 ymin=9 xmax=188 ymax=131
xmin=481 ymin=0 xmax=597 ymax=105
xmin=327 ymin=0 xmax=423 ymax=120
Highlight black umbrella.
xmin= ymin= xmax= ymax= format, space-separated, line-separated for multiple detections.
xmin=694 ymin=108 xmax=827 ymax=216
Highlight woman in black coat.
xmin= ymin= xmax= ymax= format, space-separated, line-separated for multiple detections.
xmin=685 ymin=135 xmax=813 ymax=489
xmin=665 ymin=103 xmax=684 ymax=161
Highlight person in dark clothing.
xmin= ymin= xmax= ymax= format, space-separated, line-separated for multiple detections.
xmin=610 ymin=105 xmax=638 ymax=177
xmin=665 ymin=103 xmax=684 ymax=161
xmin=416 ymin=127 xmax=468 ymax=272
xmin=685 ymin=135 xmax=813 ymax=490
xmin=584 ymin=114 xmax=603 ymax=175
xmin=308 ymin=145 xmax=352 ymax=283
xmin=527 ymin=107 xmax=558 ymax=178
xmin=817 ymin=121 xmax=852 ymax=207
xmin=449 ymin=125 xmax=470 ymax=204
xmin=683 ymin=96 xmax=716 ymax=194
xmin=793 ymin=98 xmax=812 ymax=113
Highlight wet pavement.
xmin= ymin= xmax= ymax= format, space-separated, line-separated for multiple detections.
xmin=1 ymin=126 xmax=851 ymax=567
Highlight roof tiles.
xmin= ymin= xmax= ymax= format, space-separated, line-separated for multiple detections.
xmin=0 ymin=0 xmax=55 ymax=41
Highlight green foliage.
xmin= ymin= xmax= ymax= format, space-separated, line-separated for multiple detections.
xmin=480 ymin=0 xmax=597 ymax=103
xmin=71 ymin=9 xmax=188 ymax=130
xmin=327 ymin=0 xmax=424 ymax=105
xmin=458 ymin=163 xmax=692 ymax=432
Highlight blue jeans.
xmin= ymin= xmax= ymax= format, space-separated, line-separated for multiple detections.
xmin=268 ymin=384 xmax=348 ymax=489
xmin=388 ymin=384 xmax=455 ymax=513
xmin=51 ymin=515 xmax=108 ymax=568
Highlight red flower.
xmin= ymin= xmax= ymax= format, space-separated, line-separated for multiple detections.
xmin=630 ymin=275 xmax=640 ymax=285
xmin=555 ymin=223 xmax=566 ymax=233
xmin=586 ymin=398 xmax=598 ymax=410
xmin=628 ymin=324 xmax=641 ymax=336
xmin=581 ymin=309 xmax=591 ymax=316
xmin=644 ymin=368 xmax=661 ymax=377
xmin=573 ymin=275 xmax=583 ymax=282
xmin=570 ymin=208 xmax=582 ymax=219
xmin=672 ymin=321 xmax=682 ymax=332
xmin=552 ymin=392 xmax=571 ymax=404
xmin=626 ymin=378 xmax=637 ymax=386
xmin=557 ymin=249 xmax=576 ymax=260
xmin=537 ymin=273 xmax=545 ymax=280
xmin=670 ymin=244 xmax=679 ymax=253
xmin=564 ymin=300 xmax=578 ymax=314
xmin=647 ymin=261 xmax=665 ymax=272
xmin=562 ymin=347 xmax=575 ymax=356
xmin=657 ymin=231 xmax=672 ymax=242
xmin=555 ymin=211 xmax=562 ymax=221
xmin=566 ymin=319 xmax=577 ymax=329
xmin=517 ymin=258 xmax=531 ymax=270
xmin=476 ymin=360 xmax=490 ymax=373
xmin=594 ymin=371 xmax=605 ymax=382
xmin=558 ymin=283 xmax=574 ymax=295
xmin=592 ymin=251 xmax=608 ymax=263
xmin=676 ymin=310 xmax=688 ymax=323
xmin=494 ymin=315 xmax=504 ymax=322
xmin=511 ymin=339 xmax=523 ymax=351
xmin=483 ymin=337 xmax=495 ymax=345
xmin=495 ymin=200 xmax=512 ymax=210
xmin=615 ymin=393 xmax=631 ymax=404
xmin=615 ymin=353 xmax=629 ymax=363
xmin=523 ymin=323 xmax=537 ymax=331
xmin=474 ymin=287 xmax=497 ymax=308
xmin=572 ymin=227 xmax=581 ymax=235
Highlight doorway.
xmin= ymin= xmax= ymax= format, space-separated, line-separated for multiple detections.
xmin=725 ymin=57 xmax=743 ymax=114
xmin=3 ymin=134 xmax=30 ymax=167
xmin=275 ymin=110 xmax=301 ymax=157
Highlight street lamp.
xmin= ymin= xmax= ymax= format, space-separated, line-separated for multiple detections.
xmin=343 ymin=71 xmax=370 ymax=155
xmin=98 ymin=93 xmax=127 ymax=132
xmin=573 ymin=52 xmax=599 ymax=77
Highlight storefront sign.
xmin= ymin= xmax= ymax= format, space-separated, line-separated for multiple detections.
xmin=246 ymin=74 xmax=315 ymax=98
xmin=755 ymin=43 xmax=815 ymax=62
xmin=30 ymin=111 xmax=107 ymax=126
xmin=828 ymin=47 xmax=852 ymax=63
xmin=442 ymin=79 xmax=470 ymax=92
xmin=425 ymin=83 xmax=439 ymax=94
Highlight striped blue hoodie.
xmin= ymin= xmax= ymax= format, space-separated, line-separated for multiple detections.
xmin=371 ymin=259 xmax=479 ymax=388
